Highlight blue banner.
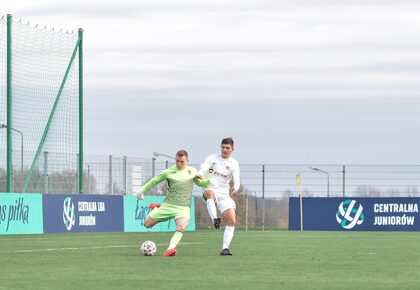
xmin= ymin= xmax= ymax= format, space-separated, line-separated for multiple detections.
xmin=124 ymin=196 xmax=196 ymax=232
xmin=0 ymin=193 xmax=43 ymax=235
xmin=289 ymin=197 xmax=420 ymax=231
xmin=43 ymin=194 xmax=124 ymax=233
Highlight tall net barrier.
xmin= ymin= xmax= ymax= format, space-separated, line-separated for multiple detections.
xmin=0 ymin=15 xmax=83 ymax=193
xmin=0 ymin=17 xmax=6 ymax=191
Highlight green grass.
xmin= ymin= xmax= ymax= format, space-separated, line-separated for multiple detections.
xmin=1 ymin=230 xmax=420 ymax=289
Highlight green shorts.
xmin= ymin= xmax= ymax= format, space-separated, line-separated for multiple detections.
xmin=147 ymin=203 xmax=190 ymax=222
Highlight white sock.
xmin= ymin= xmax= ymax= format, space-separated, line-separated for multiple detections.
xmin=222 ymin=226 xmax=235 ymax=249
xmin=206 ymin=199 xmax=217 ymax=221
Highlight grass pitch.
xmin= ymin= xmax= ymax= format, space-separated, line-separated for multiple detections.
xmin=1 ymin=230 xmax=420 ymax=289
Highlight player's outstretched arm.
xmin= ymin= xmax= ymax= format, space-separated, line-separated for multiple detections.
xmin=136 ymin=170 xmax=168 ymax=199
xmin=193 ymin=176 xmax=211 ymax=188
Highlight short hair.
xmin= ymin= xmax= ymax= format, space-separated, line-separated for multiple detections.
xmin=221 ymin=137 xmax=234 ymax=146
xmin=176 ymin=149 xmax=188 ymax=158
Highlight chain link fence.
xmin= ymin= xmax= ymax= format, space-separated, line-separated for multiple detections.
xmin=85 ymin=157 xmax=420 ymax=230
xmin=1 ymin=154 xmax=419 ymax=229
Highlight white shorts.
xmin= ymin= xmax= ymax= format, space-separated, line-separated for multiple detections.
xmin=215 ymin=193 xmax=236 ymax=214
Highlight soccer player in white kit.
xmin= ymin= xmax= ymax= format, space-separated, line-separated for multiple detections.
xmin=197 ymin=137 xmax=240 ymax=256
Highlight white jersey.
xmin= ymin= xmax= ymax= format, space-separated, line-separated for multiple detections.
xmin=198 ymin=153 xmax=240 ymax=195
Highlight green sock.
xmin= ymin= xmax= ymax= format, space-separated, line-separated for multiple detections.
xmin=169 ymin=231 xmax=183 ymax=249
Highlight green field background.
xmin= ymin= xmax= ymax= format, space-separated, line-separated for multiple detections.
xmin=1 ymin=230 xmax=419 ymax=289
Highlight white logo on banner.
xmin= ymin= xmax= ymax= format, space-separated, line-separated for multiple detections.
xmin=336 ymin=200 xmax=365 ymax=229
xmin=63 ymin=197 xmax=75 ymax=231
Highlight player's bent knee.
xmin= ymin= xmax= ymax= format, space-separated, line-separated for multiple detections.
xmin=176 ymin=226 xmax=186 ymax=232
xmin=203 ymin=190 xmax=215 ymax=200
xmin=226 ymin=217 xmax=236 ymax=226
xmin=175 ymin=218 xmax=189 ymax=232
xmin=223 ymin=209 xmax=236 ymax=226
xmin=144 ymin=217 xmax=155 ymax=228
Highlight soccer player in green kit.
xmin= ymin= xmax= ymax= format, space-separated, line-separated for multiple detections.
xmin=137 ymin=149 xmax=211 ymax=256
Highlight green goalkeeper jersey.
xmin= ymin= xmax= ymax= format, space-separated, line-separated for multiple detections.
xmin=141 ymin=165 xmax=210 ymax=207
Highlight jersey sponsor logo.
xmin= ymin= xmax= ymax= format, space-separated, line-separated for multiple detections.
xmin=208 ymin=168 xmax=228 ymax=178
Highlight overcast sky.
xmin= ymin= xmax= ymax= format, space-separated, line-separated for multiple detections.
xmin=2 ymin=0 xmax=420 ymax=164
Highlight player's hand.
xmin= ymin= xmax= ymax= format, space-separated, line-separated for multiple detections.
xmin=230 ymin=189 xmax=238 ymax=197
xmin=195 ymin=174 xmax=204 ymax=179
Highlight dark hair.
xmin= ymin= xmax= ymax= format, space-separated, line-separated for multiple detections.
xmin=176 ymin=150 xmax=188 ymax=158
xmin=221 ymin=137 xmax=234 ymax=146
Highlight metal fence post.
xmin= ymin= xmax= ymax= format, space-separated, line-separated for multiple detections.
xmin=44 ymin=151 xmax=48 ymax=194
xmin=87 ymin=164 xmax=90 ymax=194
xmin=5 ymin=15 xmax=12 ymax=192
xmin=123 ymin=156 xmax=127 ymax=195
xmin=152 ymin=157 xmax=156 ymax=177
xmin=78 ymin=28 xmax=84 ymax=195
xmin=342 ymin=165 xmax=346 ymax=197
xmin=262 ymin=164 xmax=265 ymax=231
xmin=245 ymin=194 xmax=249 ymax=231
xmin=254 ymin=192 xmax=258 ymax=227
xmin=109 ymin=155 xmax=113 ymax=195
xmin=76 ymin=153 xmax=79 ymax=194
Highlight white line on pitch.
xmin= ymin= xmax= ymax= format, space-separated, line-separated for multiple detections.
xmin=0 ymin=233 xmax=170 ymax=242
xmin=0 ymin=242 xmax=204 ymax=254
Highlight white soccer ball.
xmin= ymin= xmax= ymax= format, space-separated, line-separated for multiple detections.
xmin=140 ymin=240 xmax=157 ymax=256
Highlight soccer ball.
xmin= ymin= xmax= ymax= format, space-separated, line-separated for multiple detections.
xmin=140 ymin=240 xmax=157 ymax=256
